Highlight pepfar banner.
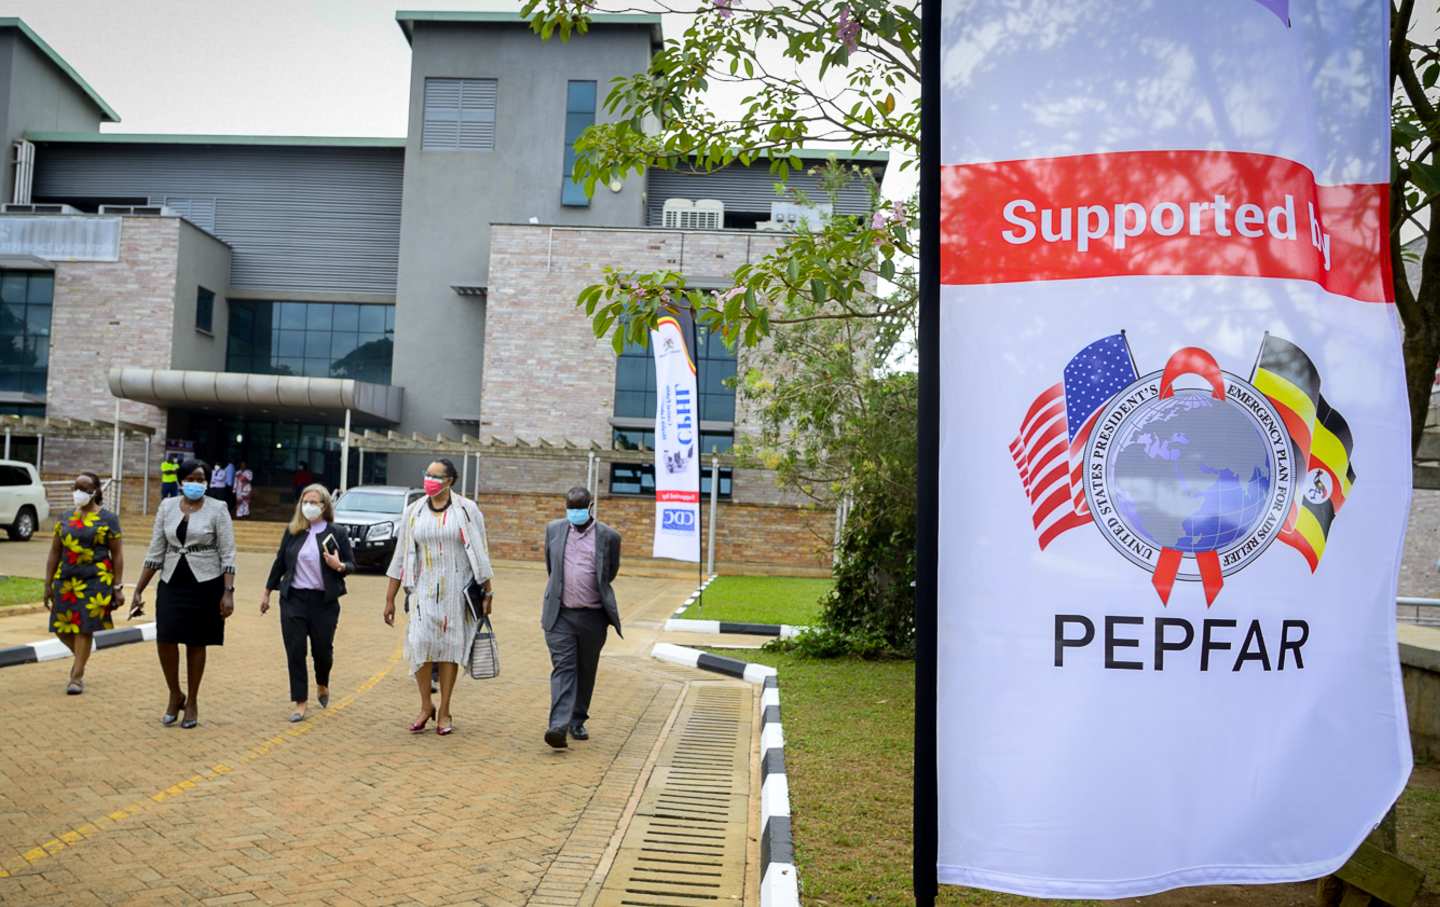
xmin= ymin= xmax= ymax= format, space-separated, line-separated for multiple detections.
xmin=935 ymin=0 xmax=1411 ymax=898
xmin=651 ymin=309 xmax=701 ymax=562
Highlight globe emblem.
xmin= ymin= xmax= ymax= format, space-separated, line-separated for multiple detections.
xmin=1107 ymin=392 xmax=1274 ymax=554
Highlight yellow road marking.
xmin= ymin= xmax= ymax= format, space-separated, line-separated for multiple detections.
xmin=3 ymin=645 xmax=402 ymax=877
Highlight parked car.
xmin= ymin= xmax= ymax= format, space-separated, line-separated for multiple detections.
xmin=332 ymin=485 xmax=423 ymax=569
xmin=0 ymin=460 xmax=49 ymax=541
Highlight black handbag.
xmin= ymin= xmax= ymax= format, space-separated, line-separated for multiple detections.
xmin=464 ymin=582 xmax=490 ymax=622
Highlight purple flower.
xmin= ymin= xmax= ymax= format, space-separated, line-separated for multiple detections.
xmin=836 ymin=6 xmax=860 ymax=53
xmin=713 ymin=0 xmax=735 ymax=19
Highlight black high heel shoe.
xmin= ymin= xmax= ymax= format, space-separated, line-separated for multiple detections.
xmin=162 ymin=695 xmax=186 ymax=727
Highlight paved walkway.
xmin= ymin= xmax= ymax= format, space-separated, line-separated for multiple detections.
xmin=0 ymin=536 xmax=724 ymax=906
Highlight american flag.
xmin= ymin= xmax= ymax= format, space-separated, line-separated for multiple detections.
xmin=1009 ymin=333 xmax=1137 ymax=550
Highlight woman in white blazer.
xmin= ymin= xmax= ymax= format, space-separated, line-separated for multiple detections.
xmin=132 ymin=459 xmax=237 ymax=729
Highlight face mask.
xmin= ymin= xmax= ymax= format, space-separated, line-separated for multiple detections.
xmin=566 ymin=507 xmax=591 ymax=526
xmin=72 ymin=490 xmax=93 ymax=508
xmin=181 ymin=482 xmax=207 ymax=501
xmin=423 ymin=477 xmax=446 ymax=497
xmin=301 ymin=502 xmax=324 ymax=522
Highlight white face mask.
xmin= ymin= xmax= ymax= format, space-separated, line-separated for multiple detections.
xmin=72 ymin=489 xmax=93 ymax=508
xmin=301 ymin=502 xmax=324 ymax=522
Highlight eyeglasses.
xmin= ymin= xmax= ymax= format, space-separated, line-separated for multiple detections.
xmin=423 ymin=473 xmax=448 ymax=481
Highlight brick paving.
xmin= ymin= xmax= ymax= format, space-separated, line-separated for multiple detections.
xmin=0 ymin=538 xmax=703 ymax=906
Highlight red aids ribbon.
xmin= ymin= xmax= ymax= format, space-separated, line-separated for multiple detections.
xmin=1151 ymin=348 xmax=1229 ymax=606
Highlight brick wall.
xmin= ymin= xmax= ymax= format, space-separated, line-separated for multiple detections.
xmin=43 ymin=216 xmax=180 ymax=478
xmin=483 ymin=225 xmax=813 ymax=507
xmin=475 ymin=491 xmax=833 ymax=570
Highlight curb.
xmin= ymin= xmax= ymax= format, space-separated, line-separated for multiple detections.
xmin=0 ymin=622 xmax=157 ymax=668
xmin=671 ymin=574 xmax=719 ymax=616
xmin=664 ymin=617 xmax=809 ymax=639
xmin=648 ymin=642 xmax=800 ymax=906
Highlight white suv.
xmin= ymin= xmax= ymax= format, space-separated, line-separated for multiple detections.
xmin=0 ymin=460 xmax=49 ymax=541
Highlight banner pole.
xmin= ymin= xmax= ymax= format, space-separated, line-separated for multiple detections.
xmin=693 ymin=309 xmax=705 ymax=608
xmin=914 ymin=0 xmax=941 ymax=900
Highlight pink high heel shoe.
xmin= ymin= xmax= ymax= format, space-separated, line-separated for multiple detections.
xmin=408 ymin=707 xmax=435 ymax=734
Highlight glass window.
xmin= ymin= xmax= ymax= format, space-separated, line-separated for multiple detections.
xmin=305 ymin=303 xmax=332 ymax=331
xmin=562 ymin=80 xmax=597 ymax=207
xmin=359 ymin=304 xmax=386 ymax=333
xmin=0 ymin=272 xmax=51 ymax=400
xmin=608 ymin=462 xmax=732 ymax=498
xmin=25 ymin=274 xmax=52 ymax=303
xmin=613 ymin=318 xmax=736 ymax=426
xmin=278 ymin=302 xmax=307 ymax=331
xmin=1 ymin=274 xmax=26 ymax=303
xmin=196 ymin=286 xmax=215 ymax=333
xmin=226 ymin=300 xmax=396 ymax=384
xmin=332 ymin=303 xmax=359 ymax=333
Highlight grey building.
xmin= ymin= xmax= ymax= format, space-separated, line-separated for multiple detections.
xmin=0 ymin=14 xmax=886 ymax=566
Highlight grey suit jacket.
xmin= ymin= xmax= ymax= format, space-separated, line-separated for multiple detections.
xmin=542 ymin=518 xmax=622 ymax=636
xmin=142 ymin=496 xmax=237 ymax=583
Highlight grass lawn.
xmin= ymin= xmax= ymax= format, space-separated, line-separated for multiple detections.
xmin=686 ymin=575 xmax=831 ymax=626
xmin=0 ymin=576 xmax=46 ymax=608
xmin=728 ymin=649 xmax=1440 ymax=907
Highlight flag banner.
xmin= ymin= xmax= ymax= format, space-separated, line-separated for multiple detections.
xmin=936 ymin=1 xmax=1411 ymax=898
xmin=651 ymin=308 xmax=701 ymax=562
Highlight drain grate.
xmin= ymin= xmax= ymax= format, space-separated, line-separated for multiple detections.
xmin=597 ymin=684 xmax=753 ymax=906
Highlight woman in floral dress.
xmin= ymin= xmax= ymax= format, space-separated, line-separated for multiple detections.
xmin=233 ymin=461 xmax=254 ymax=519
xmin=43 ymin=472 xmax=125 ymax=695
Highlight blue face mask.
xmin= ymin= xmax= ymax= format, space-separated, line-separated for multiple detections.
xmin=566 ymin=507 xmax=591 ymax=526
xmin=181 ymin=482 xmax=207 ymax=501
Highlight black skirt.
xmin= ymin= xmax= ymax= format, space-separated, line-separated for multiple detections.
xmin=156 ymin=556 xmax=226 ymax=647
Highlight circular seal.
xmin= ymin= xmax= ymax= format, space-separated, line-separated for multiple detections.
xmin=1083 ymin=371 xmax=1297 ymax=581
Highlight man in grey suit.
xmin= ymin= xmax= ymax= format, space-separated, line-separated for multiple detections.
xmin=542 ymin=486 xmax=622 ymax=749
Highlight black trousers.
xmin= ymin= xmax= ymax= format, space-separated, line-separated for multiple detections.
xmin=280 ymin=588 xmax=340 ymax=703
xmin=545 ymin=607 xmax=609 ymax=730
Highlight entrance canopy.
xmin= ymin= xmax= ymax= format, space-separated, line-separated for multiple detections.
xmin=108 ymin=368 xmax=403 ymax=427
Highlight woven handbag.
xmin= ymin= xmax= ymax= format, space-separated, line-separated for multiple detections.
xmin=469 ymin=616 xmax=500 ymax=680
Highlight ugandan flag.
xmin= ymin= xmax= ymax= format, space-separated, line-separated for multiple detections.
xmin=1251 ymin=335 xmax=1321 ymax=466
xmin=1287 ymin=396 xmax=1357 ymax=571
xmin=1249 ymin=335 xmax=1356 ymax=572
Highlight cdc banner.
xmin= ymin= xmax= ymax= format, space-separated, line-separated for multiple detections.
xmin=930 ymin=0 xmax=1412 ymax=897
xmin=651 ymin=309 xmax=701 ymax=562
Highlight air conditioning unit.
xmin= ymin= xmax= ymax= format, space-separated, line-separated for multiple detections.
xmin=1 ymin=203 xmax=80 ymax=215
xmin=98 ymin=204 xmax=174 ymax=216
xmin=770 ymin=201 xmax=832 ymax=231
xmin=662 ymin=198 xmax=725 ymax=230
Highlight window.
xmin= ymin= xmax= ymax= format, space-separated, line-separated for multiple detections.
xmin=562 ymin=81 xmax=597 ymax=206
xmin=0 ymin=271 xmax=52 ymax=399
xmin=0 ymin=464 xmax=32 ymax=486
xmin=225 ymin=300 xmax=395 ymax=384
xmin=423 ymin=78 xmax=497 ymax=151
xmin=195 ymin=287 xmax=215 ymax=334
xmin=608 ymin=461 xmax=733 ymax=499
xmin=613 ymin=322 xmax=737 ymax=424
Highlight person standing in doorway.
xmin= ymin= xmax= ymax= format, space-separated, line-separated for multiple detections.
xmin=261 ymin=485 xmax=354 ymax=722
xmin=540 ymin=486 xmax=622 ymax=749
xmin=160 ymin=455 xmax=178 ymax=499
xmin=383 ymin=459 xmax=493 ymax=737
xmin=132 ymin=460 xmax=237 ymax=729
xmin=208 ymin=457 xmax=232 ymax=510
xmin=234 ymin=461 xmax=254 ymax=519
xmin=43 ymin=472 xmax=124 ymax=695
xmin=292 ymin=461 xmax=314 ymax=503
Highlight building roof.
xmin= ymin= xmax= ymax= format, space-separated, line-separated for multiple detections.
xmin=0 ymin=18 xmax=119 ymax=123
xmin=395 ymin=10 xmax=664 ymax=46
xmin=25 ymin=132 xmax=405 ymax=148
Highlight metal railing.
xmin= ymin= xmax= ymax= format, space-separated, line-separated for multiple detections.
xmin=1398 ymin=596 xmax=1440 ymax=627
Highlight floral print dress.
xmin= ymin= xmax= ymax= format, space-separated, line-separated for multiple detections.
xmin=50 ymin=509 xmax=123 ymax=636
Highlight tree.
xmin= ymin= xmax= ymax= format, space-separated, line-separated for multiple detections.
xmin=522 ymin=0 xmax=921 ymax=650
xmin=1391 ymin=1 xmax=1440 ymax=454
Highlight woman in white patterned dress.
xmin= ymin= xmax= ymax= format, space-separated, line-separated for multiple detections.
xmin=383 ymin=458 xmax=493 ymax=736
